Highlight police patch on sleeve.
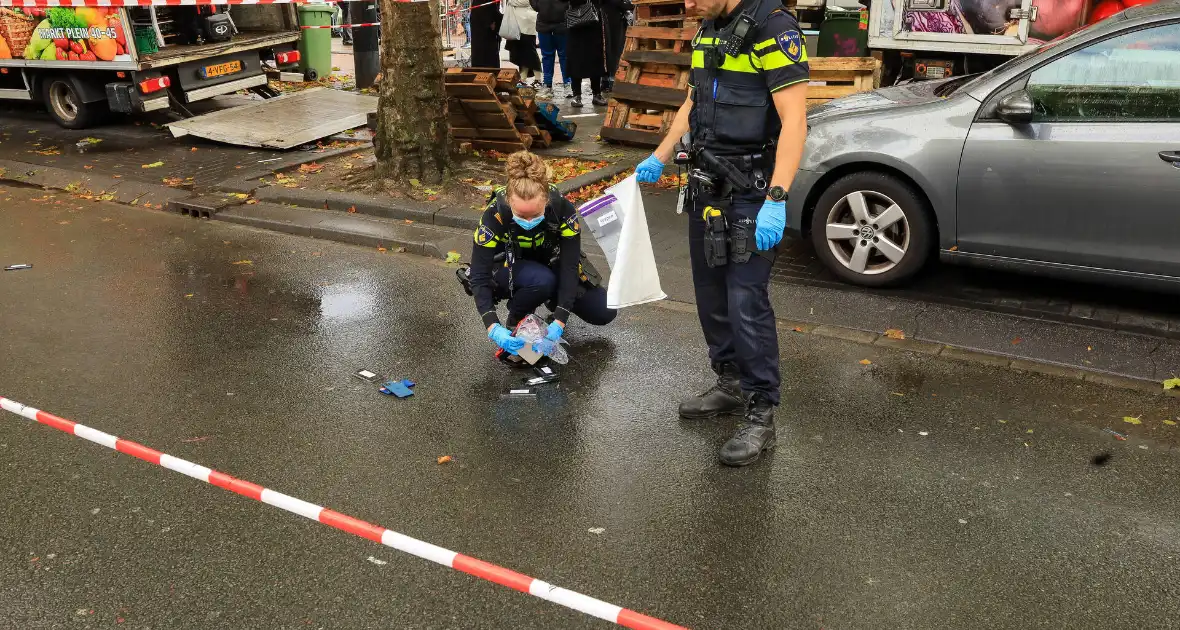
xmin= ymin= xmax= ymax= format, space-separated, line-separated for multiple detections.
xmin=475 ymin=224 xmax=497 ymax=246
xmin=778 ymin=30 xmax=803 ymax=62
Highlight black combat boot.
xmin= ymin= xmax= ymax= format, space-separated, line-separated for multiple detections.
xmin=678 ymin=362 xmax=745 ymax=420
xmin=718 ymin=393 xmax=776 ymax=467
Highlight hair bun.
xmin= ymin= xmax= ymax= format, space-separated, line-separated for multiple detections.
xmin=505 ymin=151 xmax=551 ymax=187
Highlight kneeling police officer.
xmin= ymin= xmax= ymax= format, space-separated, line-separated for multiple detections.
xmin=461 ymin=151 xmax=617 ymax=365
xmin=635 ymin=0 xmax=809 ymax=465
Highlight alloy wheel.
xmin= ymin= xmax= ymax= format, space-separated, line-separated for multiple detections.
xmin=824 ymin=190 xmax=910 ymax=275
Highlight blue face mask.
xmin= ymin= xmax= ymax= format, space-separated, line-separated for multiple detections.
xmin=513 ymin=215 xmax=545 ymax=231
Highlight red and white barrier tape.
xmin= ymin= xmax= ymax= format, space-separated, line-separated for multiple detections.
xmin=0 ymin=395 xmax=687 ymax=630
xmin=301 ymin=21 xmax=379 ymax=27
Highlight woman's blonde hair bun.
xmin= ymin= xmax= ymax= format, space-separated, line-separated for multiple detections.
xmin=505 ymin=151 xmax=551 ymax=202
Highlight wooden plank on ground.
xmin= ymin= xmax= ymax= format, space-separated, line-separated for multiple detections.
xmin=443 ymin=72 xmax=497 ymax=89
xmin=611 ymin=81 xmax=689 ymax=108
xmin=445 ymin=83 xmax=499 ymax=100
xmin=600 ymin=126 xmax=663 ymax=147
xmin=449 ymin=110 xmax=516 ymax=129
xmin=451 ymin=127 xmax=530 ymax=142
xmin=627 ymin=112 xmax=665 ymax=128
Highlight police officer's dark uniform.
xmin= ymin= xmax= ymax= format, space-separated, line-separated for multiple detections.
xmin=677 ymin=0 xmax=809 ymax=464
xmin=464 ymin=186 xmax=616 ymax=360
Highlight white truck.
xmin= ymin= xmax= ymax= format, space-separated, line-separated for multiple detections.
xmin=0 ymin=3 xmax=305 ymax=128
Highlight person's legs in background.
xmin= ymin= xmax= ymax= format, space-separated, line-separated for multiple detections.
xmin=555 ymin=33 xmax=570 ymax=93
xmin=568 ymin=76 xmax=584 ymax=107
xmin=590 ymin=76 xmax=607 ymax=106
xmin=538 ymin=32 xmax=557 ymax=89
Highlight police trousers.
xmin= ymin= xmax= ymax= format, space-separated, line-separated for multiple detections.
xmin=493 ymin=259 xmax=617 ymax=327
xmin=689 ymin=187 xmax=781 ymax=404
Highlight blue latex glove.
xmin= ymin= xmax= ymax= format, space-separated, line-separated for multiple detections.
xmin=545 ymin=321 xmax=565 ymax=342
xmin=488 ymin=324 xmax=525 ymax=354
xmin=755 ymin=200 xmax=787 ymax=251
xmin=635 ymin=153 xmax=665 ymax=183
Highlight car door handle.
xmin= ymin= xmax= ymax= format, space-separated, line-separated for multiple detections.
xmin=1160 ymin=151 xmax=1180 ymax=164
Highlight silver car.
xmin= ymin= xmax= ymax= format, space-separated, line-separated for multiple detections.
xmin=787 ymin=1 xmax=1180 ymax=291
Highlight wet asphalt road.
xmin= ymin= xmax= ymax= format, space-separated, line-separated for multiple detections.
xmin=2 ymin=185 xmax=1180 ymax=630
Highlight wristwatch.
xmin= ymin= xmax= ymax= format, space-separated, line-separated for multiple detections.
xmin=767 ymin=186 xmax=788 ymax=202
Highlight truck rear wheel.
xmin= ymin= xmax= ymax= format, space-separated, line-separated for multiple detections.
xmin=42 ymin=77 xmax=101 ymax=129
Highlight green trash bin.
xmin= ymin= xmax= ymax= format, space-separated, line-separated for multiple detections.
xmin=298 ymin=3 xmax=335 ymax=81
xmin=817 ymin=8 xmax=869 ymax=57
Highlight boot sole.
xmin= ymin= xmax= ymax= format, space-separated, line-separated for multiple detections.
xmin=678 ymin=407 xmax=745 ymax=420
xmin=719 ymin=434 xmax=777 ymax=467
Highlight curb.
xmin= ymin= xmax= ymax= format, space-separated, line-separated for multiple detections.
xmin=0 ymin=158 xmax=195 ymax=208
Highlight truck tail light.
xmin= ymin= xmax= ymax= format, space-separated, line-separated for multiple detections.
xmin=275 ymin=51 xmax=300 ymax=65
xmin=139 ymin=76 xmax=170 ymax=94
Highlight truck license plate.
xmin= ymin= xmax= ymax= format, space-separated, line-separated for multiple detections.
xmin=201 ymin=60 xmax=242 ymax=79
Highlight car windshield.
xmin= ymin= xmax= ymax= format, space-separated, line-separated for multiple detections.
xmin=940 ymin=22 xmax=1113 ymax=96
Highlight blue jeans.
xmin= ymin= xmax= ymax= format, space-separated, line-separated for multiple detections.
xmin=537 ymin=32 xmax=569 ymax=87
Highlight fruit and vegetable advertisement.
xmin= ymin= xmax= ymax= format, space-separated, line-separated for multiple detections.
xmin=899 ymin=0 xmax=1167 ymax=44
xmin=0 ymin=7 xmax=130 ymax=64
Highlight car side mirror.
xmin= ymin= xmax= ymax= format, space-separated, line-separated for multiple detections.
xmin=996 ymin=90 xmax=1034 ymax=125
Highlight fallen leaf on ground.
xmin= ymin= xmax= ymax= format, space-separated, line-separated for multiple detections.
xmin=1123 ymin=416 xmax=1142 ymax=425
xmin=184 ymin=294 xmax=194 ymax=298
xmin=1026 ymin=429 xmax=1034 ymax=434
xmin=445 ymin=251 xmax=461 ymax=263
xmin=231 ymin=260 xmax=253 ymax=265
xmin=83 ymin=165 xmax=93 ymax=170
xmin=859 ymin=359 xmax=872 ymax=365
xmin=79 ymin=137 xmax=102 ymax=145
xmin=998 ymin=420 xmax=1008 ymax=424
xmin=409 ymin=178 xmax=421 ymax=188
xmin=191 ymin=147 xmax=198 ymax=152
xmin=792 ymin=326 xmax=804 ymax=333
xmin=377 ymin=247 xmax=387 ymax=252
xmin=347 ymin=205 xmax=357 ymax=213
xmin=1011 ymin=337 xmax=1022 ymax=345
xmin=246 ymin=199 xmax=258 ymax=205
xmin=141 ymin=161 xmax=164 ymax=169
xmin=1163 ymin=377 xmax=1180 ymax=390
xmin=437 ymin=455 xmax=452 ymax=464
xmin=891 ymin=392 xmax=904 ymax=396
xmin=298 ymin=162 xmax=323 ymax=174
xmin=884 ymin=329 xmax=906 ymax=340
xmin=1164 ymin=420 xmax=1177 ymax=426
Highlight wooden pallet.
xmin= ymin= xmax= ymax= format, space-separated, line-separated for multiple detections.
xmin=445 ymin=67 xmax=552 ymax=152
xmin=631 ymin=0 xmax=698 ymax=28
xmin=806 ymin=57 xmax=882 ymax=108
xmin=601 ymin=27 xmax=694 ymax=147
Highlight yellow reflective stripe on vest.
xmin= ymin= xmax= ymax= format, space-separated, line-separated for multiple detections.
xmin=691 ymin=48 xmax=759 ymax=74
xmin=753 ymin=38 xmax=778 ymax=52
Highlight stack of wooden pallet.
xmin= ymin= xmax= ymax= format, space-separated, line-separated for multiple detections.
xmin=600 ymin=25 xmax=695 ymax=147
xmin=444 ymin=68 xmax=552 ymax=153
xmin=631 ymin=0 xmax=698 ymax=28
xmin=806 ymin=57 xmax=881 ymax=108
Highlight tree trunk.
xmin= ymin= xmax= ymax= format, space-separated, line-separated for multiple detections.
xmin=374 ymin=0 xmax=452 ymax=185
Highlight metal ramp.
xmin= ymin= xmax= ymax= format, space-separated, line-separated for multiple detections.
xmin=167 ymin=88 xmax=378 ymax=150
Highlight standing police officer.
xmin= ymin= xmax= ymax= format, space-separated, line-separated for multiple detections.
xmin=634 ymin=0 xmax=808 ymax=466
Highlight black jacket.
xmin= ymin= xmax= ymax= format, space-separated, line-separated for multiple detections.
xmin=469 ymin=186 xmax=583 ymax=328
xmin=530 ymin=0 xmax=569 ymax=34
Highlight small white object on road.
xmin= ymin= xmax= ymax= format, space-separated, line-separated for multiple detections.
xmin=588 ymin=527 xmax=605 ymax=535
xmin=367 ymin=556 xmax=388 ymax=566
xmin=958 ymin=519 xmax=968 ymax=524
xmin=918 ymin=431 xmax=929 ymax=436
xmin=89 ymin=508 xmax=100 ymax=515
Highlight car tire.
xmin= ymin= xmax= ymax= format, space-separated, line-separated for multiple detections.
xmin=809 ymin=171 xmax=934 ymax=288
xmin=42 ymin=77 xmax=103 ymax=130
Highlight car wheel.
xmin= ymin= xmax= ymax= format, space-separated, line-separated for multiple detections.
xmin=42 ymin=77 xmax=101 ymax=129
xmin=809 ymin=171 xmax=934 ymax=287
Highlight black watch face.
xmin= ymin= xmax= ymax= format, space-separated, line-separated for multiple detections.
xmin=770 ymin=187 xmax=787 ymax=201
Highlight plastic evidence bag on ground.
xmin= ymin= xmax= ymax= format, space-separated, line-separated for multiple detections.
xmin=516 ymin=314 xmax=569 ymax=364
xmin=576 ymin=175 xmax=667 ymax=309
